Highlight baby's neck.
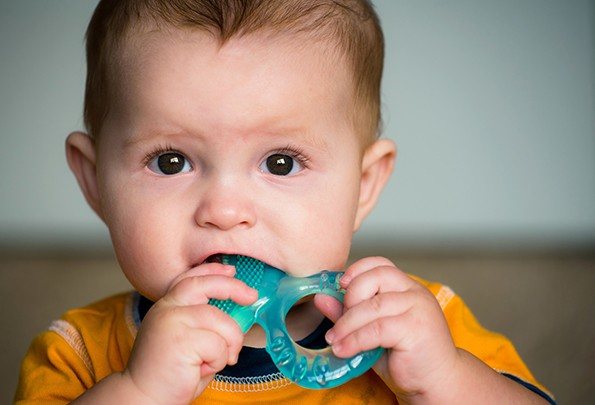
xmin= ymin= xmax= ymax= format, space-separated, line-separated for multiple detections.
xmin=242 ymin=299 xmax=324 ymax=348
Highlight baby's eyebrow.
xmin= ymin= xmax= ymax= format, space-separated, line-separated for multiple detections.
xmin=123 ymin=129 xmax=191 ymax=148
xmin=252 ymin=125 xmax=329 ymax=150
xmin=123 ymin=124 xmax=329 ymax=150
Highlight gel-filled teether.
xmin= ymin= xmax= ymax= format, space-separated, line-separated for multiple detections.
xmin=208 ymin=254 xmax=384 ymax=389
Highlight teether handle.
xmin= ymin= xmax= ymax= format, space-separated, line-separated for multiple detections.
xmin=260 ymin=271 xmax=384 ymax=390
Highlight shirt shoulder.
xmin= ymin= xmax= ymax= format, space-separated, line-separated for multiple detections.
xmin=14 ymin=291 xmax=137 ymax=404
xmin=57 ymin=291 xmax=138 ymax=339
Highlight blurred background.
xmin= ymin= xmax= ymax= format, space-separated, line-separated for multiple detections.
xmin=1 ymin=0 xmax=593 ymax=403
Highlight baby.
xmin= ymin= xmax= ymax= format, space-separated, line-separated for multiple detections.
xmin=16 ymin=0 xmax=554 ymax=403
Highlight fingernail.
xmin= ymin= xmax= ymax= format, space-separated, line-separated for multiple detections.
xmin=325 ymin=329 xmax=335 ymax=344
xmin=332 ymin=342 xmax=342 ymax=355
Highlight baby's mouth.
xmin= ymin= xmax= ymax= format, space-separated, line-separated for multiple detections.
xmin=203 ymin=253 xmax=224 ymax=264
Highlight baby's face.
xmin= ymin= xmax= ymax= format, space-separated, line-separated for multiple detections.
xmin=95 ymin=29 xmax=366 ymax=300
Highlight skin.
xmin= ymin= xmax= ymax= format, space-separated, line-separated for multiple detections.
xmin=66 ymin=28 xmax=547 ymax=404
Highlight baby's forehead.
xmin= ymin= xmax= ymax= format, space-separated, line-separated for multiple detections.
xmin=97 ymin=25 xmax=374 ymax=148
xmin=111 ymin=26 xmax=355 ymax=107
xmin=84 ymin=1 xmax=382 ymax=144
xmin=118 ymin=23 xmax=347 ymax=73
xmin=103 ymin=25 xmax=360 ymax=142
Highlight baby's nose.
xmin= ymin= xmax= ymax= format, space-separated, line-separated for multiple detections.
xmin=194 ymin=179 xmax=257 ymax=231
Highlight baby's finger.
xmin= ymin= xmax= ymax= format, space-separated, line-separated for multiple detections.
xmin=164 ymin=275 xmax=258 ymax=307
xmin=325 ymin=291 xmax=417 ymax=344
xmin=167 ymin=262 xmax=236 ymax=293
xmin=340 ymin=256 xmax=395 ymax=287
xmin=176 ymin=304 xmax=245 ymax=364
xmin=330 ymin=312 xmax=412 ymax=358
xmin=186 ymin=328 xmax=231 ymax=374
xmin=343 ymin=266 xmax=418 ymax=309
xmin=313 ymin=294 xmax=343 ymax=323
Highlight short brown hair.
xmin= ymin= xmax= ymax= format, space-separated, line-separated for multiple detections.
xmin=84 ymin=0 xmax=384 ymax=144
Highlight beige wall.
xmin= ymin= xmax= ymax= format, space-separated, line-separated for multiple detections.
xmin=0 ymin=0 xmax=594 ymax=249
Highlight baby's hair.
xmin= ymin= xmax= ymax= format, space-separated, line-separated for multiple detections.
xmin=84 ymin=0 xmax=384 ymax=145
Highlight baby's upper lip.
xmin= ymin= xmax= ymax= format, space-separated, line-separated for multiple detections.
xmin=193 ymin=250 xmax=275 ymax=269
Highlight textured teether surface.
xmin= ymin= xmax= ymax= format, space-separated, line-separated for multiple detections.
xmin=209 ymin=255 xmax=264 ymax=314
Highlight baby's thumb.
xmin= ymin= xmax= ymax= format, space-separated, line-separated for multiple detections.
xmin=313 ymin=294 xmax=343 ymax=323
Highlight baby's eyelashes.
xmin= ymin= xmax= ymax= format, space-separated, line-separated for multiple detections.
xmin=260 ymin=153 xmax=302 ymax=176
xmin=259 ymin=145 xmax=310 ymax=177
xmin=146 ymin=151 xmax=193 ymax=175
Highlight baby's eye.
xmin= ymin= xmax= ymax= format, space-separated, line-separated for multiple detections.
xmin=147 ymin=152 xmax=192 ymax=175
xmin=260 ymin=153 xmax=303 ymax=176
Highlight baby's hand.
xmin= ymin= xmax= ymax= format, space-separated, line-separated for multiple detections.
xmin=121 ymin=263 xmax=257 ymax=404
xmin=316 ymin=257 xmax=459 ymax=401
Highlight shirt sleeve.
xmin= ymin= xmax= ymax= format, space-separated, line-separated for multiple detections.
xmin=421 ymin=279 xmax=556 ymax=404
xmin=14 ymin=324 xmax=94 ymax=404
xmin=15 ymin=293 xmax=136 ymax=404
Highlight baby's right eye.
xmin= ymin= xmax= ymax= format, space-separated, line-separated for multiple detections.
xmin=147 ymin=152 xmax=192 ymax=175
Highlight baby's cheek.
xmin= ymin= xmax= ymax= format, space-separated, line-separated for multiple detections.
xmin=299 ymin=229 xmax=352 ymax=272
xmin=109 ymin=212 xmax=183 ymax=298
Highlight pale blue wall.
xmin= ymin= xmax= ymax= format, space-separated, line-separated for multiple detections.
xmin=1 ymin=0 xmax=594 ymax=249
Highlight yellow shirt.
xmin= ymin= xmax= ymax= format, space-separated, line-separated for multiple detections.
xmin=15 ymin=278 xmax=554 ymax=404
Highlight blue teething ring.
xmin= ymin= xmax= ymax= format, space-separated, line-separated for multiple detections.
xmin=208 ymin=255 xmax=384 ymax=389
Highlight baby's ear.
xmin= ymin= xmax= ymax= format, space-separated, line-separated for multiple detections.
xmin=353 ymin=138 xmax=396 ymax=232
xmin=65 ymin=132 xmax=103 ymax=220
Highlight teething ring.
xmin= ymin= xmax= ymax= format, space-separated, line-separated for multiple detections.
xmin=208 ymin=255 xmax=384 ymax=389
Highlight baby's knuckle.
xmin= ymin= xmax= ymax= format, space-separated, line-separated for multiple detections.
xmin=376 ymin=266 xmax=397 ymax=282
xmin=369 ymin=256 xmax=395 ymax=268
xmin=368 ymin=294 xmax=384 ymax=315
xmin=213 ymin=333 xmax=227 ymax=352
xmin=168 ymin=277 xmax=197 ymax=300
xmin=369 ymin=319 xmax=384 ymax=340
xmin=342 ymin=289 xmax=357 ymax=308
